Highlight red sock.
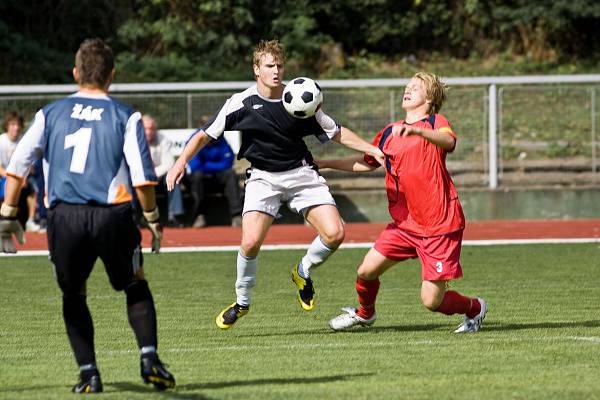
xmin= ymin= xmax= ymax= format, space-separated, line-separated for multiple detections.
xmin=356 ymin=277 xmax=380 ymax=319
xmin=435 ymin=290 xmax=481 ymax=318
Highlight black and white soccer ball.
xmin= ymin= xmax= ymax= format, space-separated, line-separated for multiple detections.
xmin=282 ymin=77 xmax=323 ymax=119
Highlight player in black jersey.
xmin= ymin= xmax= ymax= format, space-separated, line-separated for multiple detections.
xmin=167 ymin=39 xmax=384 ymax=329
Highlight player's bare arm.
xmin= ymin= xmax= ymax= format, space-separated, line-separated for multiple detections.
xmin=2 ymin=174 xmax=22 ymax=205
xmin=316 ymin=156 xmax=377 ymax=172
xmin=166 ymin=129 xmax=212 ymax=190
xmin=136 ymin=184 xmax=162 ymax=253
xmin=392 ymin=124 xmax=456 ymax=151
xmin=332 ymin=126 xmax=385 ymax=165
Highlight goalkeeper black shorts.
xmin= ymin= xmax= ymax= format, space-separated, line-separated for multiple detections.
xmin=47 ymin=202 xmax=142 ymax=294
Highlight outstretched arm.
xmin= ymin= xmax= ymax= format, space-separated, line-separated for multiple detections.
xmin=332 ymin=127 xmax=385 ymax=165
xmin=166 ymin=130 xmax=212 ymax=190
xmin=316 ymin=156 xmax=378 ymax=172
xmin=392 ymin=124 xmax=456 ymax=151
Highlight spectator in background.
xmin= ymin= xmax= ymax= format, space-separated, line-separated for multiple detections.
xmin=0 ymin=111 xmax=42 ymax=232
xmin=142 ymin=115 xmax=185 ymax=227
xmin=186 ymin=134 xmax=243 ymax=228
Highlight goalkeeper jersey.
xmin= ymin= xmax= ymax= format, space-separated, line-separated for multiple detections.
xmin=7 ymin=92 xmax=157 ymax=207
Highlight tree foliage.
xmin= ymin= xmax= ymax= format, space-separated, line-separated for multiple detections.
xmin=2 ymin=0 xmax=600 ymax=84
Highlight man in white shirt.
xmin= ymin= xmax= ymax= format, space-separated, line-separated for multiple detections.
xmin=0 ymin=111 xmax=41 ymax=232
xmin=142 ymin=115 xmax=185 ymax=226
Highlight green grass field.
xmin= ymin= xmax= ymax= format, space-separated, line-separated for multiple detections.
xmin=1 ymin=244 xmax=599 ymax=399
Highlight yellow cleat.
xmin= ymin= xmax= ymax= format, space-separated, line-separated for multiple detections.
xmin=216 ymin=302 xmax=249 ymax=329
xmin=291 ymin=266 xmax=315 ymax=311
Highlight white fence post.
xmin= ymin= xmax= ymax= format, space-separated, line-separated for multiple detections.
xmin=186 ymin=94 xmax=193 ymax=128
xmin=592 ymin=88 xmax=597 ymax=181
xmin=488 ymin=84 xmax=498 ymax=188
xmin=389 ymin=90 xmax=395 ymax=123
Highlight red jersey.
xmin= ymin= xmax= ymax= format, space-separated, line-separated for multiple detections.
xmin=364 ymin=114 xmax=465 ymax=237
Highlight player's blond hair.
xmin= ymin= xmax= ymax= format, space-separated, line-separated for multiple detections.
xmin=414 ymin=72 xmax=448 ymax=114
xmin=252 ymin=39 xmax=286 ymax=68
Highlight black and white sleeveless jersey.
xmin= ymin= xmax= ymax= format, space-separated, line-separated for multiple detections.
xmin=201 ymin=84 xmax=340 ymax=172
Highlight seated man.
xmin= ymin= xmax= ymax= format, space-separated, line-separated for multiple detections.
xmin=186 ymin=135 xmax=243 ymax=228
xmin=0 ymin=111 xmax=41 ymax=232
xmin=142 ymin=115 xmax=185 ymax=226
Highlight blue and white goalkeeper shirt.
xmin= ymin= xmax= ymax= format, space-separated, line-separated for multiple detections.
xmin=7 ymin=92 xmax=157 ymax=207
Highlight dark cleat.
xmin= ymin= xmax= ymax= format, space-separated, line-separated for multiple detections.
xmin=141 ymin=354 xmax=175 ymax=390
xmin=72 ymin=371 xmax=103 ymax=393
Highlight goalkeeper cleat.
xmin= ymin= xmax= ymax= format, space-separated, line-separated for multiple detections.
xmin=329 ymin=307 xmax=377 ymax=331
xmin=216 ymin=302 xmax=249 ymax=329
xmin=72 ymin=371 xmax=103 ymax=393
xmin=141 ymin=353 xmax=176 ymax=390
xmin=454 ymin=298 xmax=487 ymax=333
xmin=291 ymin=266 xmax=315 ymax=311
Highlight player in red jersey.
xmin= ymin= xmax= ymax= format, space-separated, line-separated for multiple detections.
xmin=320 ymin=72 xmax=487 ymax=333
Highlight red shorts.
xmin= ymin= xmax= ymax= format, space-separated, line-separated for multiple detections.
xmin=373 ymin=223 xmax=464 ymax=281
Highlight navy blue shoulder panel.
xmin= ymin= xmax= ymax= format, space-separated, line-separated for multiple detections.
xmin=427 ymin=114 xmax=436 ymax=128
xmin=378 ymin=125 xmax=393 ymax=174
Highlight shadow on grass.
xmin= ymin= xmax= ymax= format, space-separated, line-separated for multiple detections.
xmin=0 ymin=382 xmax=211 ymax=399
xmin=234 ymin=324 xmax=450 ymax=337
xmin=235 ymin=319 xmax=600 ymax=337
xmin=178 ymin=372 xmax=374 ymax=390
xmin=110 ymin=382 xmax=213 ymax=399
xmin=331 ymin=320 xmax=600 ymax=333
xmin=478 ymin=319 xmax=600 ymax=331
xmin=0 ymin=384 xmax=70 ymax=393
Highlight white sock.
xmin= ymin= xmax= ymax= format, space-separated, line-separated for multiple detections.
xmin=235 ymin=251 xmax=258 ymax=306
xmin=140 ymin=346 xmax=156 ymax=356
xmin=79 ymin=363 xmax=97 ymax=372
xmin=298 ymin=236 xmax=334 ymax=278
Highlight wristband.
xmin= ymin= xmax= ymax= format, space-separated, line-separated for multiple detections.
xmin=143 ymin=208 xmax=160 ymax=222
xmin=0 ymin=203 xmax=18 ymax=218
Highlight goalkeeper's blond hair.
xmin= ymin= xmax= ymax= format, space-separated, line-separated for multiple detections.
xmin=414 ymin=72 xmax=448 ymax=115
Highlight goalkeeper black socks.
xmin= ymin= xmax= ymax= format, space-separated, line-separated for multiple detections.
xmin=125 ymin=280 xmax=158 ymax=349
xmin=63 ymin=294 xmax=96 ymax=366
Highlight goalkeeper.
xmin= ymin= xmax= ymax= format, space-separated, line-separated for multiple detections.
xmin=0 ymin=38 xmax=175 ymax=393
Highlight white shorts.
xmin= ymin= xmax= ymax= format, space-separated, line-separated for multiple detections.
xmin=243 ymin=165 xmax=337 ymax=217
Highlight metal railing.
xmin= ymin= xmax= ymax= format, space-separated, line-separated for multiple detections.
xmin=2 ymin=74 xmax=600 ymax=188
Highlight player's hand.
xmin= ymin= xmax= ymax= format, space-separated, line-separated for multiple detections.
xmin=166 ymin=161 xmax=185 ymax=191
xmin=366 ymin=146 xmax=386 ymax=166
xmin=0 ymin=204 xmax=25 ymax=254
xmin=392 ymin=124 xmax=422 ymax=137
xmin=313 ymin=158 xmax=326 ymax=169
xmin=143 ymin=208 xmax=162 ymax=254
xmin=147 ymin=221 xmax=162 ymax=253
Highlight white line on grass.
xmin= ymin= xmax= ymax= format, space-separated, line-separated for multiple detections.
xmin=3 ymin=237 xmax=600 ymax=257
xmin=565 ymin=336 xmax=600 ymax=343
xmin=2 ymin=335 xmax=598 ymax=360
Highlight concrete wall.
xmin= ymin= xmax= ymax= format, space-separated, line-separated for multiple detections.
xmin=329 ymin=187 xmax=600 ymax=223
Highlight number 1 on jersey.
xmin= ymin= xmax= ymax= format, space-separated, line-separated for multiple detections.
xmin=64 ymin=127 xmax=92 ymax=174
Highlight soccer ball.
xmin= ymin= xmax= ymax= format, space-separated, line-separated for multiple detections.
xmin=282 ymin=77 xmax=323 ymax=119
